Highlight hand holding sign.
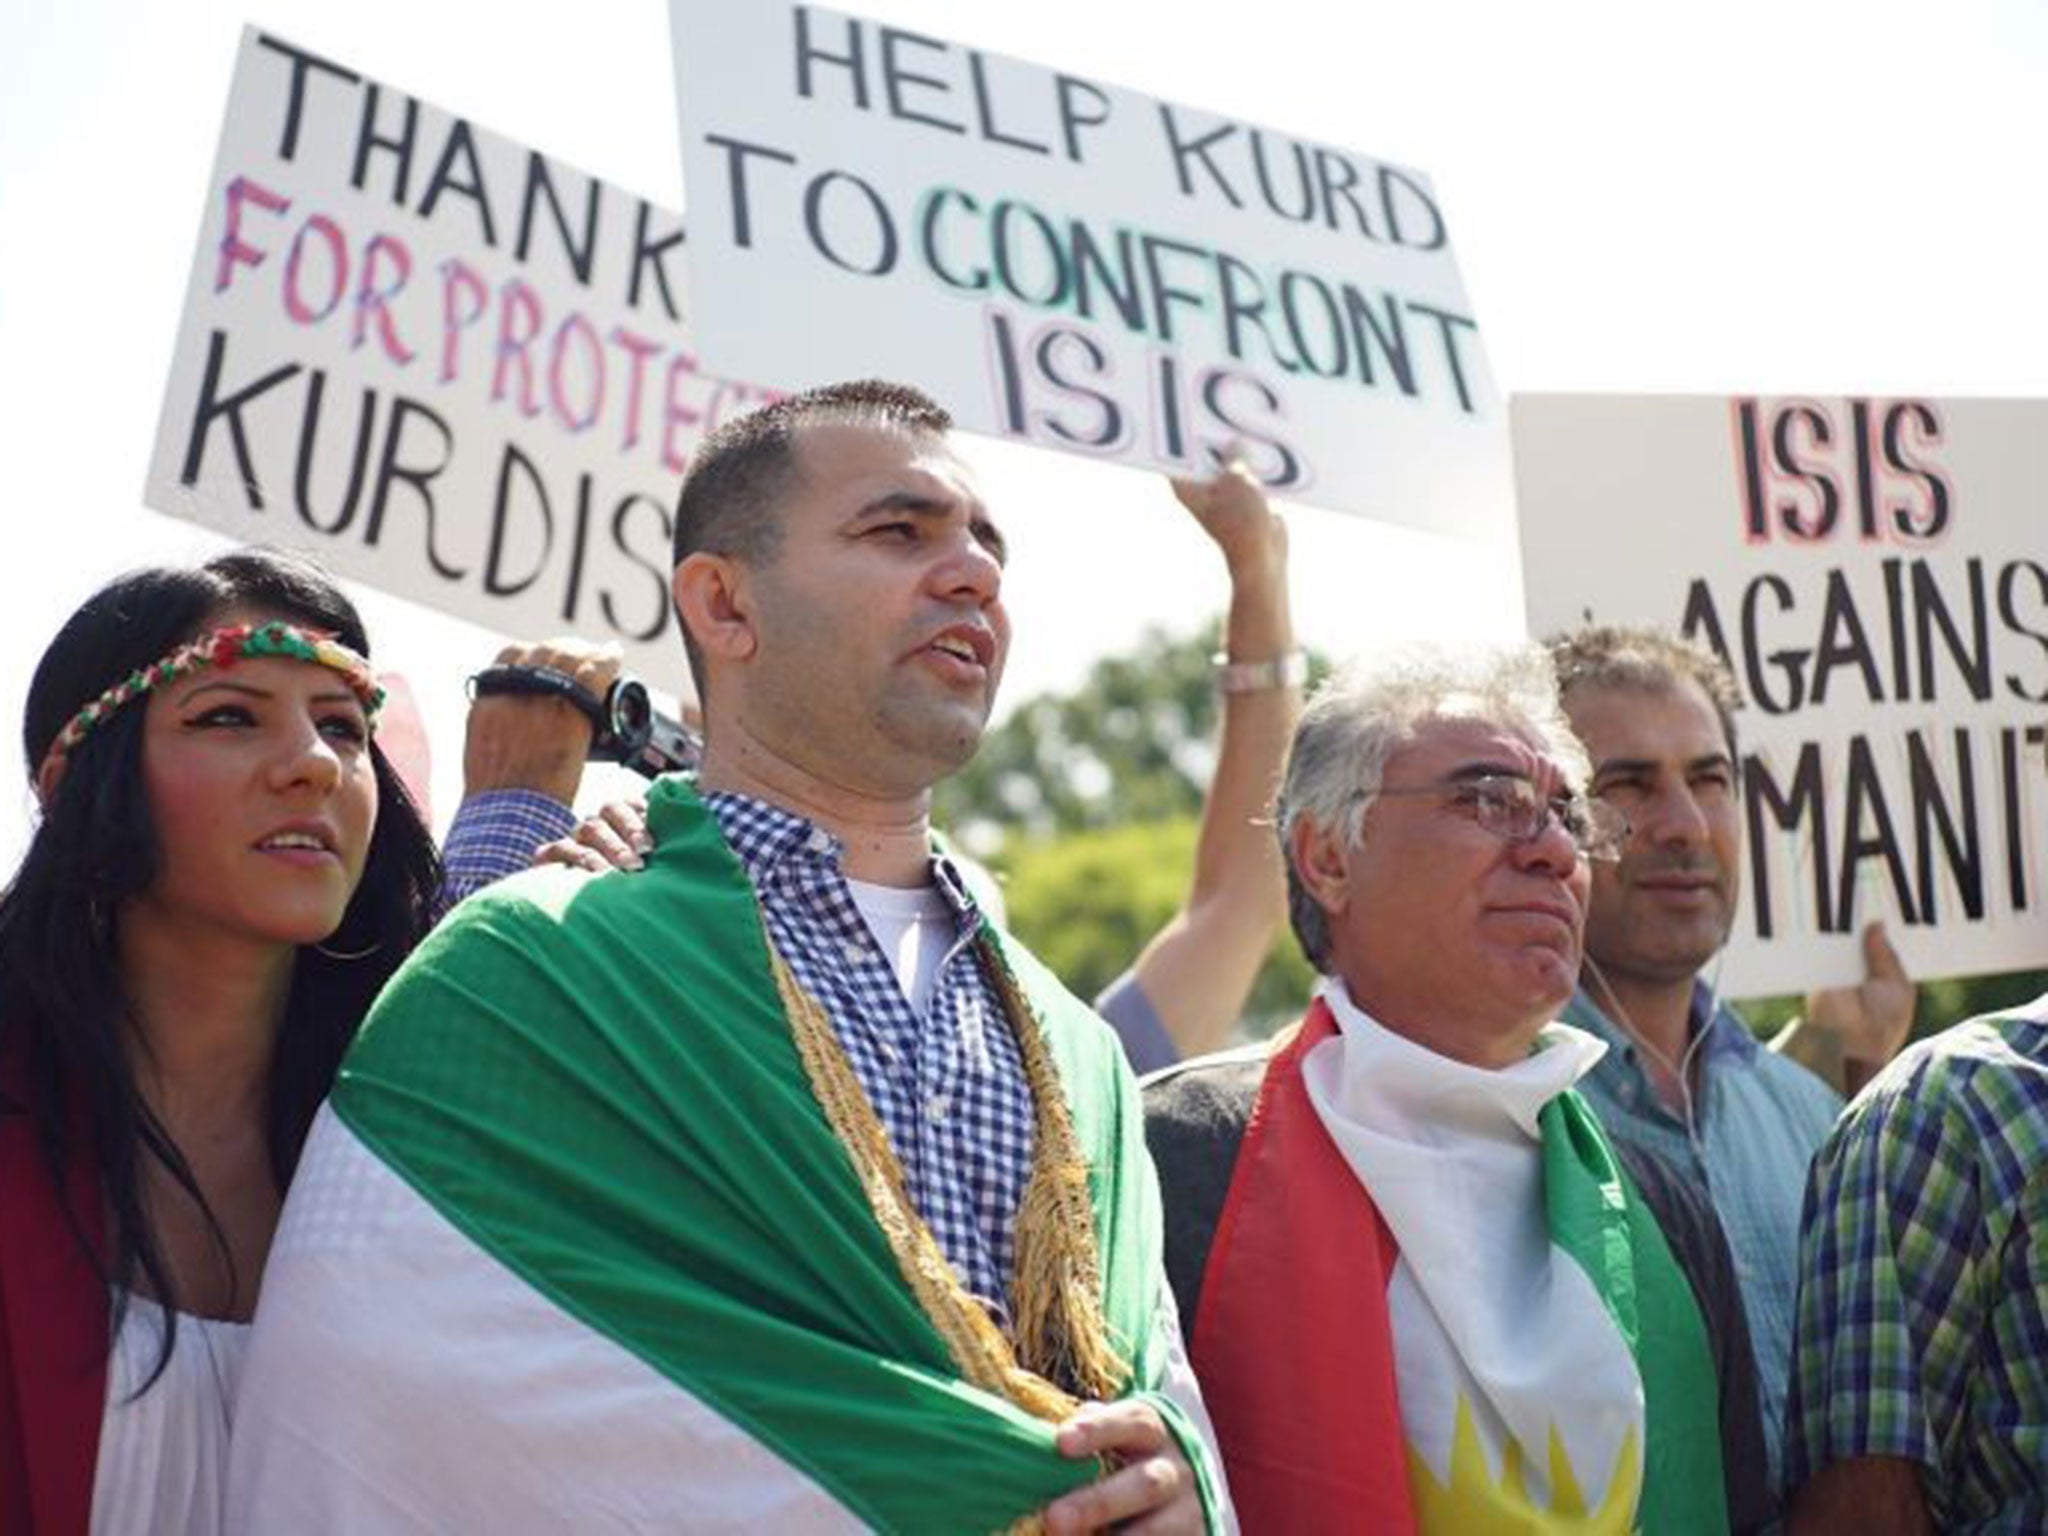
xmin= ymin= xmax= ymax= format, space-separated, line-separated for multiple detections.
xmin=1801 ymin=923 xmax=1917 ymax=1091
xmin=1517 ymin=393 xmax=2048 ymax=994
xmin=1170 ymin=450 xmax=1287 ymax=582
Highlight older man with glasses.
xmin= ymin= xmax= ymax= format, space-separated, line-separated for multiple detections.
xmin=1143 ymin=642 xmax=1773 ymax=1533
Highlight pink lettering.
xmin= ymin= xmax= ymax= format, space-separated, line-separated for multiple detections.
xmin=351 ymin=233 xmax=416 ymax=365
xmin=662 ymin=351 xmax=703 ymax=474
xmin=608 ymin=326 xmax=662 ymax=452
xmin=548 ymin=314 xmax=605 ymax=433
xmin=491 ymin=280 xmax=544 ymax=418
xmin=216 ymin=176 xmax=290 ymax=293
xmin=438 ymin=258 xmax=488 ymax=384
xmin=283 ymin=214 xmax=348 ymax=325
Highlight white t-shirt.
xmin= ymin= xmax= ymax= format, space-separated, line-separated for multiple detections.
xmin=92 ymin=1294 xmax=250 ymax=1536
xmin=846 ymin=877 xmax=955 ymax=1017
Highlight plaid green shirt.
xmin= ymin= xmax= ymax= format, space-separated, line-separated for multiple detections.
xmin=1785 ymin=998 xmax=2048 ymax=1529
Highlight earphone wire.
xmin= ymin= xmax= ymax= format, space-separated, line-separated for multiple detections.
xmin=1584 ymin=951 xmax=1718 ymax=1153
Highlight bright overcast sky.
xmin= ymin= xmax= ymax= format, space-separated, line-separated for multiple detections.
xmin=2 ymin=0 xmax=2044 ymax=867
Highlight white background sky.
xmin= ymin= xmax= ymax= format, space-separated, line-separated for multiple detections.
xmin=2 ymin=0 xmax=2044 ymax=869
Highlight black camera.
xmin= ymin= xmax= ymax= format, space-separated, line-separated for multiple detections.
xmin=468 ymin=665 xmax=701 ymax=778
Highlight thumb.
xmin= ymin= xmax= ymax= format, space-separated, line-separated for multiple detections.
xmin=1861 ymin=921 xmax=1908 ymax=984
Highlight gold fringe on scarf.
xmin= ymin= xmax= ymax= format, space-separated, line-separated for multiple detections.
xmin=981 ymin=945 xmax=1126 ymax=1407
xmin=766 ymin=931 xmax=1126 ymax=1426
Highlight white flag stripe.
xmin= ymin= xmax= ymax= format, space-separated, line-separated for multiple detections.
xmin=228 ymin=1107 xmax=861 ymax=1532
xmin=1303 ymin=981 xmax=1642 ymax=1512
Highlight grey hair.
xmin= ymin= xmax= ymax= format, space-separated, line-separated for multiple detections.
xmin=1546 ymin=623 xmax=1744 ymax=758
xmin=1275 ymin=642 xmax=1590 ymax=971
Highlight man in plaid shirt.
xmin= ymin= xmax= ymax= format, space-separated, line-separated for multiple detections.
xmin=1785 ymin=994 xmax=2048 ymax=1531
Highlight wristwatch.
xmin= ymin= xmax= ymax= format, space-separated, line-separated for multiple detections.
xmin=1212 ymin=650 xmax=1308 ymax=694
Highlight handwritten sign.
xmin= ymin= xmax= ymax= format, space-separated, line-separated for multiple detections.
xmin=1516 ymin=393 xmax=2048 ymax=993
xmin=146 ymin=29 xmax=777 ymax=679
xmin=668 ymin=0 xmax=1508 ymax=538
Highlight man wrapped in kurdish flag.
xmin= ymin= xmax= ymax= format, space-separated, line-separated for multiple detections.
xmin=1144 ymin=644 xmax=1774 ymax=1532
xmin=227 ymin=381 xmax=1228 ymax=1532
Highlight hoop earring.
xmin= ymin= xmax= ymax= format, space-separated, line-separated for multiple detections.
xmin=314 ymin=937 xmax=384 ymax=961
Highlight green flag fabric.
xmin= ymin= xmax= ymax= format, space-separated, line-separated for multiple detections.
xmin=225 ymin=777 xmax=1220 ymax=1531
xmin=1541 ymin=1092 xmax=1729 ymax=1532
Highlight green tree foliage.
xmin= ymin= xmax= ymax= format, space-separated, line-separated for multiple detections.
xmin=944 ymin=622 xmax=1322 ymax=1037
xmin=997 ymin=819 xmax=1196 ymax=1006
xmin=936 ymin=624 xmax=1226 ymax=852
xmin=995 ymin=817 xmax=1316 ymax=1030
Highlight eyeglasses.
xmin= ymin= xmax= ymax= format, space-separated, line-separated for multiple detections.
xmin=1371 ymin=773 xmax=1631 ymax=863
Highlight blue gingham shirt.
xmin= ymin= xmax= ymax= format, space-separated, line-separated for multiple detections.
xmin=441 ymin=785 xmax=1036 ymax=1318
xmin=437 ymin=788 xmax=578 ymax=914
xmin=1564 ymin=981 xmax=1842 ymax=1489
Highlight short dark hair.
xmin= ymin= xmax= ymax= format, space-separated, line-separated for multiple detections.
xmin=670 ymin=379 xmax=952 ymax=695
xmin=1546 ymin=624 xmax=1744 ymax=757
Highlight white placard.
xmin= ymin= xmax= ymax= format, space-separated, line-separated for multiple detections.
xmin=1516 ymin=393 xmax=2048 ymax=994
xmin=669 ymin=0 xmax=1508 ymax=539
xmin=146 ymin=29 xmax=778 ymax=681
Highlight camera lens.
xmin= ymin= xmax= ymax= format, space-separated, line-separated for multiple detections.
xmin=608 ymin=679 xmax=653 ymax=747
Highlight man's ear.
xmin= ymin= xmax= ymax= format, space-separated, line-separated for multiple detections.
xmin=1287 ymin=813 xmax=1352 ymax=920
xmin=673 ymin=553 xmax=757 ymax=667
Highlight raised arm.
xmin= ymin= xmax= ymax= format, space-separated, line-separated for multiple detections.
xmin=438 ymin=637 xmax=622 ymax=911
xmin=1113 ymin=464 xmax=1299 ymax=1061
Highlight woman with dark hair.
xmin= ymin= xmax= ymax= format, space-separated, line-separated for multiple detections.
xmin=0 ymin=548 xmax=440 ymax=1535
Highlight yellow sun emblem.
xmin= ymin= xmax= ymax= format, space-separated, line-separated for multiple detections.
xmin=1407 ymin=1396 xmax=1640 ymax=1534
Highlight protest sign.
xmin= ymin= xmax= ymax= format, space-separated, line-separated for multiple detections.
xmin=668 ymin=1 xmax=1508 ymax=539
xmin=1515 ymin=394 xmax=2048 ymax=994
xmin=146 ymin=29 xmax=777 ymax=680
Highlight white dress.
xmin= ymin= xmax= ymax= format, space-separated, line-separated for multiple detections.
xmin=90 ymin=1295 xmax=249 ymax=1536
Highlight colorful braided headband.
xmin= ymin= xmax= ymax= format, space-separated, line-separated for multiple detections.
xmin=41 ymin=620 xmax=385 ymax=778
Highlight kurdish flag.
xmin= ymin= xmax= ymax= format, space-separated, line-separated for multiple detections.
xmin=1191 ymin=990 xmax=1726 ymax=1534
xmin=225 ymin=779 xmax=1222 ymax=1531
